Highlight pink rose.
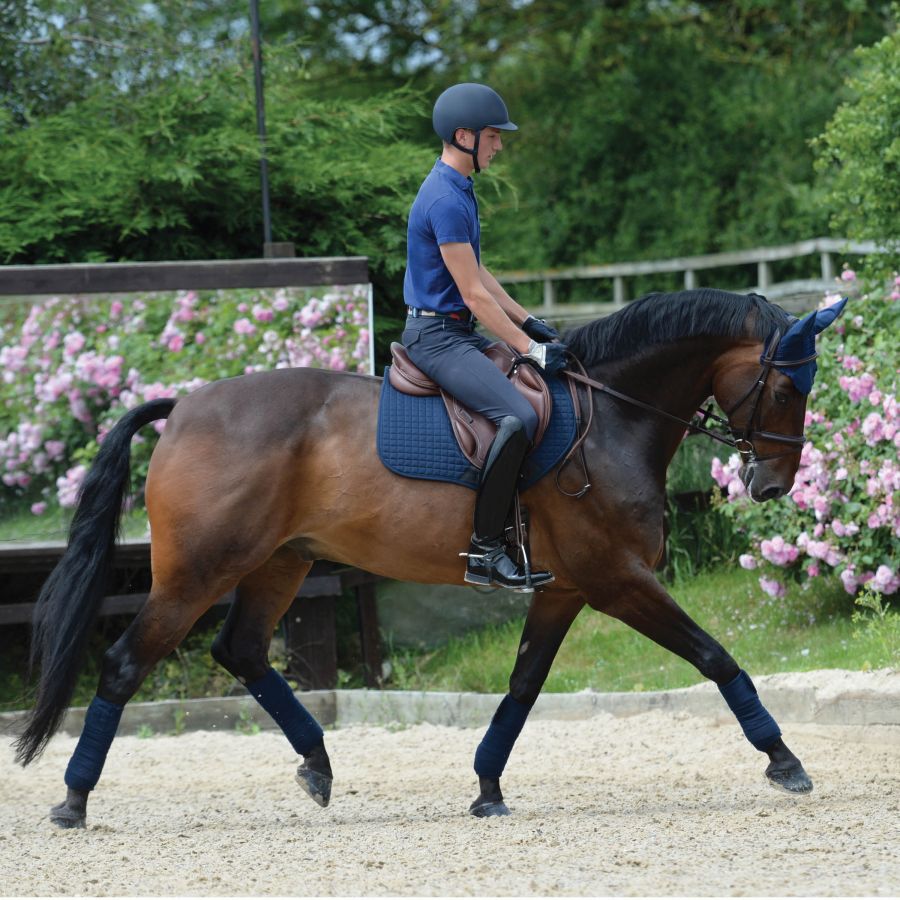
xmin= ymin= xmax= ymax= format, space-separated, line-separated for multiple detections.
xmin=759 ymin=576 xmax=786 ymax=599
xmin=840 ymin=568 xmax=858 ymax=595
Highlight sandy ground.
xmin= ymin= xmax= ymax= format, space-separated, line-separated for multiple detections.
xmin=1 ymin=702 xmax=898 ymax=897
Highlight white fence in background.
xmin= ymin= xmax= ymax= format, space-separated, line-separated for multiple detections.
xmin=504 ymin=237 xmax=883 ymax=323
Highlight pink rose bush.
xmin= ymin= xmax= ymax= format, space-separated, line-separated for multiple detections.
xmin=0 ymin=285 xmax=370 ymax=518
xmin=712 ymin=271 xmax=899 ymax=601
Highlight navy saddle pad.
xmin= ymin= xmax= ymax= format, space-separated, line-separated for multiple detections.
xmin=376 ymin=368 xmax=578 ymax=489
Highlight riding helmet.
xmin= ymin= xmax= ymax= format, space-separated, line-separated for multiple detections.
xmin=432 ymin=83 xmax=517 ymax=172
xmin=432 ymin=83 xmax=518 ymax=142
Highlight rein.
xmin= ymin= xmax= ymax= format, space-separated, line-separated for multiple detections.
xmin=554 ymin=331 xmax=813 ymax=498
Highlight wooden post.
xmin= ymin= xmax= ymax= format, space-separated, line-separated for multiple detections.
xmin=284 ymin=595 xmax=338 ymax=690
xmin=684 ymin=269 xmax=697 ymax=289
xmin=757 ymin=260 xmax=771 ymax=289
xmin=356 ymin=582 xmax=383 ymax=688
xmin=542 ymin=278 xmax=556 ymax=310
xmin=264 ymin=242 xmax=296 ymax=258
xmin=613 ymin=275 xmax=627 ymax=306
xmin=820 ymin=252 xmax=835 ymax=282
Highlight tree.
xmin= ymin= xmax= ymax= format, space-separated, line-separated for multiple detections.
xmin=815 ymin=5 xmax=900 ymax=274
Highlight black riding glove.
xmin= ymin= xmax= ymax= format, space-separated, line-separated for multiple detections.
xmin=522 ymin=315 xmax=560 ymax=343
xmin=523 ymin=340 xmax=569 ymax=376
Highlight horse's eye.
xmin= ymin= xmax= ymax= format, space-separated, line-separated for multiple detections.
xmin=774 ymin=391 xmax=789 ymax=406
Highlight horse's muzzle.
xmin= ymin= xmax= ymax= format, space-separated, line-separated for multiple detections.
xmin=740 ymin=462 xmax=788 ymax=503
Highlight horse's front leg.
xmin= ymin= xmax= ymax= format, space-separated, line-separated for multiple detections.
xmin=599 ymin=566 xmax=812 ymax=795
xmin=470 ymin=589 xmax=584 ymax=817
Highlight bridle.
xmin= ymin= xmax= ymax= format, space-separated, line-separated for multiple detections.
xmin=711 ymin=328 xmax=815 ymax=463
xmin=555 ymin=329 xmax=814 ymax=498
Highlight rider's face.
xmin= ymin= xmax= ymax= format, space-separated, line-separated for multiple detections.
xmin=477 ymin=128 xmax=504 ymax=170
xmin=454 ymin=127 xmax=505 ymax=170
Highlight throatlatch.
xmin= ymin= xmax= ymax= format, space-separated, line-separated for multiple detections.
xmin=463 ymin=416 xmax=554 ymax=592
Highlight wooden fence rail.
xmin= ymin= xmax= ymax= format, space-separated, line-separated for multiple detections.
xmin=0 ymin=257 xmax=369 ymax=298
xmin=502 ymin=236 xmax=884 ymax=322
xmin=0 ymin=540 xmax=382 ymax=690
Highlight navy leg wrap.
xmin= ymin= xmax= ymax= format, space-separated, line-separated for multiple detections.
xmin=64 ymin=695 xmax=124 ymax=792
xmin=246 ymin=667 xmax=324 ymax=756
xmin=719 ymin=669 xmax=781 ymax=751
xmin=474 ymin=694 xmax=532 ymax=779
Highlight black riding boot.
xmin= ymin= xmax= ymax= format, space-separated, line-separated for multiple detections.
xmin=464 ymin=416 xmax=554 ymax=591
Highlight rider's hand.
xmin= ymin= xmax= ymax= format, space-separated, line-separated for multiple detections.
xmin=522 ymin=315 xmax=560 ymax=343
xmin=524 ymin=340 xmax=569 ymax=376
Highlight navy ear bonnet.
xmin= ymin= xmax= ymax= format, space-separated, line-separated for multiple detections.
xmin=767 ymin=297 xmax=848 ymax=395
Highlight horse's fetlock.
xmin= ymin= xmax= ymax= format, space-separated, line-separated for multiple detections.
xmin=304 ymin=742 xmax=332 ymax=777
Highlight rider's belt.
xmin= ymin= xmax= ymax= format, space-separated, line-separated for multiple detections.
xmin=407 ymin=306 xmax=473 ymax=323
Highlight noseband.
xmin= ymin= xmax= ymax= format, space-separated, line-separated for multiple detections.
xmin=558 ymin=330 xmax=812 ymax=496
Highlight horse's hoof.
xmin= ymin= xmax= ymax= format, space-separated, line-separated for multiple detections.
xmin=469 ymin=798 xmax=511 ymax=817
xmin=49 ymin=802 xmax=86 ymax=829
xmin=296 ymin=764 xmax=332 ymax=808
xmin=766 ymin=762 xmax=813 ymax=795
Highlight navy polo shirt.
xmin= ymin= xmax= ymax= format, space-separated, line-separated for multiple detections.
xmin=403 ymin=159 xmax=480 ymax=314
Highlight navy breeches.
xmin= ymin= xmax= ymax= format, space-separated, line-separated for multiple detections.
xmin=401 ymin=316 xmax=538 ymax=441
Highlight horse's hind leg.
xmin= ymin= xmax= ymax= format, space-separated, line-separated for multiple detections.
xmin=210 ymin=547 xmax=333 ymax=808
xmin=50 ymin=577 xmax=231 ymax=828
xmin=600 ymin=566 xmax=812 ymax=795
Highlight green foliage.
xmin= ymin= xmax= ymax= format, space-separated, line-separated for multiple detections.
xmin=475 ymin=1 xmax=891 ymax=273
xmin=1 ymin=2 xmax=893 ymax=316
xmin=381 ymin=567 xmax=887 ymax=695
xmin=852 ymin=586 xmax=900 ymax=667
xmin=656 ymin=438 xmax=749 ymax=582
xmin=814 ymin=5 xmax=900 ymax=275
xmin=0 ymin=42 xmax=430 ymax=310
xmin=234 ymin=708 xmax=262 ymax=736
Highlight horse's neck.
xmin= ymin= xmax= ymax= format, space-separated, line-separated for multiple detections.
xmin=597 ymin=337 xmax=722 ymax=414
xmin=588 ymin=337 xmax=728 ymax=467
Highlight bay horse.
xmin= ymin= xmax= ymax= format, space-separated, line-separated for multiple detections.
xmin=15 ymin=288 xmax=840 ymax=828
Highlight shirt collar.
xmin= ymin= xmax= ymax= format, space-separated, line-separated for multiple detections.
xmin=433 ymin=158 xmax=474 ymax=192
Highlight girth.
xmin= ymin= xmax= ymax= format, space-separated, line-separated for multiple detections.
xmin=388 ymin=341 xmax=553 ymax=469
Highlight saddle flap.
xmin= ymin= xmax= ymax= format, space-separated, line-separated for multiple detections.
xmin=444 ymin=344 xmax=553 ymax=469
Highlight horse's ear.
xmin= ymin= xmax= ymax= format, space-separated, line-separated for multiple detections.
xmin=774 ymin=310 xmax=817 ymax=363
xmin=771 ymin=297 xmax=847 ymax=395
xmin=813 ymin=296 xmax=848 ymax=334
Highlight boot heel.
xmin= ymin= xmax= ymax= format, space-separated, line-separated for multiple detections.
xmin=464 ymin=571 xmax=492 ymax=586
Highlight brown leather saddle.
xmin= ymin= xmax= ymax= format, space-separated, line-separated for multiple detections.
xmin=388 ymin=341 xmax=553 ymax=470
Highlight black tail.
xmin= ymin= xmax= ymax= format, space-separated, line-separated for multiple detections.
xmin=14 ymin=398 xmax=176 ymax=766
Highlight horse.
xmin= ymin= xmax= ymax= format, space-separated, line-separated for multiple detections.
xmin=14 ymin=288 xmax=845 ymax=828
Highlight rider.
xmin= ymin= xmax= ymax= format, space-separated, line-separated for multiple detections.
xmin=401 ymin=82 xmax=568 ymax=591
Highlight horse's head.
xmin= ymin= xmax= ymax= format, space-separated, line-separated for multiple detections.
xmin=711 ymin=298 xmax=848 ymax=503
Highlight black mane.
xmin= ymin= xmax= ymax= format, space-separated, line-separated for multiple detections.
xmin=563 ymin=289 xmax=793 ymax=366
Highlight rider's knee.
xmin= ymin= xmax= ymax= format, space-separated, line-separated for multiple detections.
xmin=507 ymin=404 xmax=537 ymax=443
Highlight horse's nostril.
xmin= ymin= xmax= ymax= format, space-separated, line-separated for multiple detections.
xmin=759 ymin=485 xmax=784 ymax=501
